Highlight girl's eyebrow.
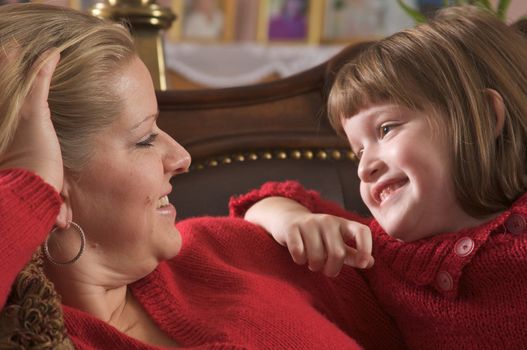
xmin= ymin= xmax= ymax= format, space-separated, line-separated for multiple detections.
xmin=345 ymin=107 xmax=400 ymax=148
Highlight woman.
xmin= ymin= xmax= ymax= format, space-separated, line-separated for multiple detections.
xmin=0 ymin=4 xmax=403 ymax=349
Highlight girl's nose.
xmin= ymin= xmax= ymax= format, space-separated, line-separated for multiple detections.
xmin=357 ymin=148 xmax=385 ymax=183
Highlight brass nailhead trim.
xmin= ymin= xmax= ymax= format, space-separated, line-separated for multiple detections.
xmin=189 ymin=148 xmax=356 ymax=172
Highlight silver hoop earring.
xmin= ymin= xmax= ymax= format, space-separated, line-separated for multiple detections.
xmin=43 ymin=221 xmax=86 ymax=265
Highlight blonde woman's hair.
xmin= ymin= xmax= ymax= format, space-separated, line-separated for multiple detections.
xmin=0 ymin=3 xmax=136 ymax=170
xmin=328 ymin=5 xmax=527 ymax=217
xmin=0 ymin=4 xmax=135 ymax=348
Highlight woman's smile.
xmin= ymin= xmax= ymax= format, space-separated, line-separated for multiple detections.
xmin=156 ymin=196 xmax=176 ymax=218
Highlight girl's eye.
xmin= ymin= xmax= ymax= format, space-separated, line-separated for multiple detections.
xmin=354 ymin=148 xmax=364 ymax=161
xmin=379 ymin=124 xmax=396 ymax=138
xmin=136 ymin=133 xmax=159 ymax=147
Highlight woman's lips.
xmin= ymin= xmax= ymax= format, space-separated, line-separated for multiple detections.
xmin=156 ymin=195 xmax=176 ymax=218
xmin=157 ymin=202 xmax=176 ymax=218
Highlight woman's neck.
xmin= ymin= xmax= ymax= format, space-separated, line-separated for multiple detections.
xmin=44 ymin=261 xmax=179 ymax=347
xmin=43 ymin=259 xmax=133 ymax=329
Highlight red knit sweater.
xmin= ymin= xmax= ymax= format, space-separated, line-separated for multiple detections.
xmin=230 ymin=181 xmax=527 ymax=349
xmin=0 ymin=169 xmax=405 ymax=349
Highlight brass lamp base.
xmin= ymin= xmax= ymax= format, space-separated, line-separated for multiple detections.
xmin=90 ymin=0 xmax=175 ymax=90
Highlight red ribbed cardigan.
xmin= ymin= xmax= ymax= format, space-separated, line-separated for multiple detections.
xmin=229 ymin=181 xmax=527 ymax=350
xmin=0 ymin=169 xmax=405 ymax=350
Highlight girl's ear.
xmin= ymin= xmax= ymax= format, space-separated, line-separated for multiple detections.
xmin=485 ymin=88 xmax=505 ymax=138
xmin=55 ymin=175 xmax=73 ymax=229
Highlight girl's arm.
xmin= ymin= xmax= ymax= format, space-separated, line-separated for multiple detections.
xmin=231 ymin=181 xmax=374 ymax=277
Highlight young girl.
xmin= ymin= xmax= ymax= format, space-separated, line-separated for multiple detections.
xmin=231 ymin=5 xmax=527 ymax=349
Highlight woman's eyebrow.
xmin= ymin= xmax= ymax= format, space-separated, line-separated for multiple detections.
xmin=130 ymin=111 xmax=159 ymax=131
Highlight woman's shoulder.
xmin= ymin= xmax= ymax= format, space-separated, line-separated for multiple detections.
xmin=176 ymin=216 xmax=267 ymax=242
xmin=175 ymin=216 xmax=278 ymax=262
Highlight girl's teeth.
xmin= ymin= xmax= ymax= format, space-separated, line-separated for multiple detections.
xmin=379 ymin=181 xmax=406 ymax=203
xmin=380 ymin=189 xmax=392 ymax=202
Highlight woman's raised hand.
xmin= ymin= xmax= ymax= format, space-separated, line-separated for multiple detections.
xmin=0 ymin=49 xmax=63 ymax=193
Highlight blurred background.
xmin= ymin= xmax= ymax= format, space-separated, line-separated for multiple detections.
xmin=2 ymin=0 xmax=526 ymax=90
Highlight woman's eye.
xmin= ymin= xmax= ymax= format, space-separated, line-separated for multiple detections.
xmin=136 ymin=133 xmax=158 ymax=147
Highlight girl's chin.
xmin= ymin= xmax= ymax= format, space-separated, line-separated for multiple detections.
xmin=385 ymin=229 xmax=407 ymax=242
xmin=385 ymin=225 xmax=436 ymax=243
xmin=380 ymin=220 xmax=412 ymax=242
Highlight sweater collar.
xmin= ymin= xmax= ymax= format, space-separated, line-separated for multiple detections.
xmin=370 ymin=192 xmax=527 ymax=299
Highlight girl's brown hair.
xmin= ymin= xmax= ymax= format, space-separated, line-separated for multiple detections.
xmin=328 ymin=5 xmax=527 ymax=217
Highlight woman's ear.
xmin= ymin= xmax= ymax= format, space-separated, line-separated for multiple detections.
xmin=485 ymin=88 xmax=505 ymax=138
xmin=55 ymin=176 xmax=73 ymax=229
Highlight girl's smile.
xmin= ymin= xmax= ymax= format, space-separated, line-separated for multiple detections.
xmin=343 ymin=104 xmax=486 ymax=242
xmin=372 ymin=178 xmax=409 ymax=205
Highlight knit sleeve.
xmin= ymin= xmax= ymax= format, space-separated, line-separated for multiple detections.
xmin=229 ymin=180 xmax=370 ymax=225
xmin=0 ymin=168 xmax=62 ymax=309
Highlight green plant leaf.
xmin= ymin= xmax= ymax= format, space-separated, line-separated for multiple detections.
xmin=476 ymin=0 xmax=493 ymax=10
xmin=497 ymin=0 xmax=512 ymax=20
xmin=398 ymin=0 xmax=510 ymax=23
xmin=396 ymin=0 xmax=427 ymax=23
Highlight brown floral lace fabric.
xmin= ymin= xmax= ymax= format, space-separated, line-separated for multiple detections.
xmin=0 ymin=249 xmax=74 ymax=350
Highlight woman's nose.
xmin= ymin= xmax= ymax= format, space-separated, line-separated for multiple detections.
xmin=357 ymin=148 xmax=384 ymax=183
xmin=164 ymin=133 xmax=191 ymax=175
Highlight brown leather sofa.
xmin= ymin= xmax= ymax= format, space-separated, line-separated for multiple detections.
xmin=159 ymin=42 xmax=373 ymax=219
xmin=159 ymin=19 xmax=527 ymax=221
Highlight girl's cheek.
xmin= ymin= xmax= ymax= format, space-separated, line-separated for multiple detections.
xmin=359 ymin=184 xmax=371 ymax=206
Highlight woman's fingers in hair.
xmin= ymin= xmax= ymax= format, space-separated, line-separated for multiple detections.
xmin=20 ymin=48 xmax=60 ymax=121
xmin=0 ymin=48 xmax=64 ymax=193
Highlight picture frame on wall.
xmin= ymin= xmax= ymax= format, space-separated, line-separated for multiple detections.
xmin=168 ymin=0 xmax=236 ymax=42
xmin=0 ymin=0 xmax=29 ymax=4
xmin=0 ymin=0 xmax=85 ymax=11
xmin=322 ymin=0 xmax=385 ymax=44
xmin=257 ymin=0 xmax=323 ymax=44
xmin=29 ymin=0 xmax=96 ymax=12
xmin=69 ymin=0 xmax=97 ymax=11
